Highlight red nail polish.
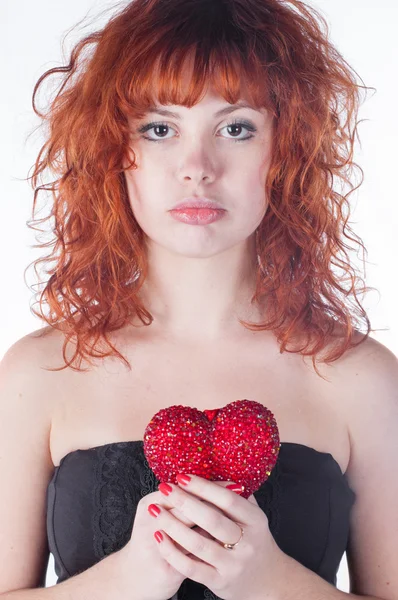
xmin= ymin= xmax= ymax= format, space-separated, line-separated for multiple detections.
xmin=226 ymin=483 xmax=244 ymax=494
xmin=176 ymin=474 xmax=191 ymax=486
xmin=158 ymin=482 xmax=173 ymax=495
xmin=148 ymin=503 xmax=161 ymax=517
xmin=154 ymin=531 xmax=163 ymax=543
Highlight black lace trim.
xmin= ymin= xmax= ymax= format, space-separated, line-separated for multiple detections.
xmin=92 ymin=442 xmax=159 ymax=559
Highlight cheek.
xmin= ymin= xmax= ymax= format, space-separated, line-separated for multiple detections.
xmin=123 ymin=171 xmax=165 ymax=238
xmin=123 ymin=172 xmax=149 ymax=229
xmin=241 ymin=174 xmax=269 ymax=220
xmin=125 ymin=161 xmax=168 ymax=208
xmin=124 ymin=167 xmax=150 ymax=210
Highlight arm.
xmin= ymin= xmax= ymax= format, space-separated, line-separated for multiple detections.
xmin=261 ymin=549 xmax=385 ymax=600
xmin=0 ymin=334 xmax=144 ymax=600
xmin=0 ymin=548 xmax=138 ymax=600
xmin=256 ymin=336 xmax=398 ymax=600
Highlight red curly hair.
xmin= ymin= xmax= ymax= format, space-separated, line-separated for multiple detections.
xmin=26 ymin=0 xmax=378 ymax=378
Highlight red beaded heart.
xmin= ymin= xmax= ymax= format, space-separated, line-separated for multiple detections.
xmin=143 ymin=399 xmax=280 ymax=498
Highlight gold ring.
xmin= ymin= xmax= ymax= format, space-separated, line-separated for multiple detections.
xmin=221 ymin=523 xmax=244 ymax=550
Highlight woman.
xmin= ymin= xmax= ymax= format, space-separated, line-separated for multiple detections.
xmin=0 ymin=0 xmax=397 ymax=599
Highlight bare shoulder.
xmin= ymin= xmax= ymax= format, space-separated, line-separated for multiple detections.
xmin=327 ymin=331 xmax=398 ymax=468
xmin=332 ymin=330 xmax=397 ymax=373
xmin=5 ymin=324 xmax=63 ymax=358
xmin=332 ymin=333 xmax=398 ymax=599
xmin=2 ymin=325 xmax=52 ymax=375
xmin=330 ymin=332 xmax=398 ymax=416
xmin=1 ymin=325 xmax=66 ymax=416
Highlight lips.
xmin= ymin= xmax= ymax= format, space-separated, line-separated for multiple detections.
xmin=171 ymin=197 xmax=225 ymax=210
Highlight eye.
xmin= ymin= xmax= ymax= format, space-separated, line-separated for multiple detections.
xmin=137 ymin=119 xmax=257 ymax=143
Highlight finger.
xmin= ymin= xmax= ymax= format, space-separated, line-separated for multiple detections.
xmin=168 ymin=506 xmax=197 ymax=528
xmin=196 ymin=482 xmax=260 ymax=509
xmin=149 ymin=480 xmax=253 ymax=535
xmin=175 ymin=474 xmax=257 ymax=526
xmin=155 ymin=527 xmax=215 ymax=585
xmin=154 ymin=490 xmax=228 ymax=529
xmin=169 ymin=504 xmax=227 ymax=529
xmin=247 ymin=493 xmax=260 ymax=507
xmin=213 ymin=480 xmax=241 ymax=488
xmin=163 ymin=525 xmax=212 ymax=555
xmin=152 ymin=491 xmax=205 ymax=529
xmin=153 ymin=507 xmax=223 ymax=576
xmin=166 ymin=483 xmax=242 ymax=545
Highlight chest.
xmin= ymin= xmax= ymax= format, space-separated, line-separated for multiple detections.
xmin=49 ymin=335 xmax=350 ymax=474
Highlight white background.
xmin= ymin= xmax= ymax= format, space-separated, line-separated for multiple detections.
xmin=1 ymin=0 xmax=397 ymax=593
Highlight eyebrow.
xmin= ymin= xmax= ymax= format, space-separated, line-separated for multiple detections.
xmin=145 ymin=101 xmax=260 ymax=119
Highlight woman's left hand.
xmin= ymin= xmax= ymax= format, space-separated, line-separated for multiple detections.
xmin=149 ymin=473 xmax=283 ymax=600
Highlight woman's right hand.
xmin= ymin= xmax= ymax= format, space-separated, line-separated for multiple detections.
xmin=116 ymin=481 xmax=238 ymax=600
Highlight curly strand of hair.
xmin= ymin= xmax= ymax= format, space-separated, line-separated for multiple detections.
xmin=24 ymin=0 xmax=382 ymax=377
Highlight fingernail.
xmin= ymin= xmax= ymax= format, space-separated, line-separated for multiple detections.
xmin=154 ymin=530 xmax=163 ymax=543
xmin=158 ymin=482 xmax=173 ymax=496
xmin=176 ymin=474 xmax=191 ymax=486
xmin=226 ymin=483 xmax=244 ymax=494
xmin=148 ymin=503 xmax=161 ymax=517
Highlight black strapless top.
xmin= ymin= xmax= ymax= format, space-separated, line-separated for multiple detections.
xmin=46 ymin=441 xmax=356 ymax=599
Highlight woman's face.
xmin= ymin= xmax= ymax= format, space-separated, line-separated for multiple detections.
xmin=123 ymin=87 xmax=274 ymax=259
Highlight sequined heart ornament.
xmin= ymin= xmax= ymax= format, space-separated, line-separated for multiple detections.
xmin=143 ymin=399 xmax=280 ymax=498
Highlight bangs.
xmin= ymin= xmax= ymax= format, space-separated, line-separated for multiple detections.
xmin=111 ymin=2 xmax=276 ymax=120
xmin=125 ymin=48 xmax=274 ymax=119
